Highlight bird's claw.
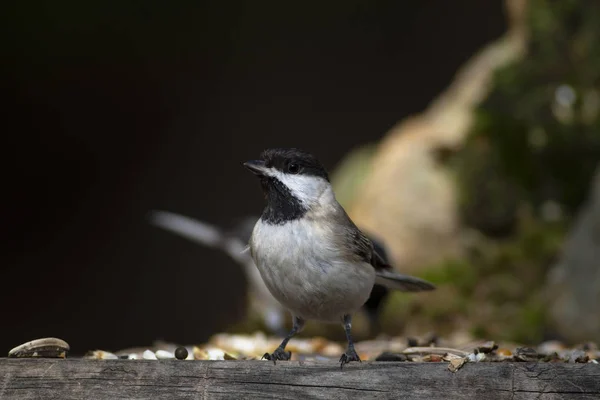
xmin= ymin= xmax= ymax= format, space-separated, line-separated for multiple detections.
xmin=262 ymin=348 xmax=291 ymax=364
xmin=339 ymin=348 xmax=361 ymax=369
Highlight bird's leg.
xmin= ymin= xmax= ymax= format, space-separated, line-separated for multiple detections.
xmin=262 ymin=316 xmax=305 ymax=364
xmin=339 ymin=314 xmax=361 ymax=368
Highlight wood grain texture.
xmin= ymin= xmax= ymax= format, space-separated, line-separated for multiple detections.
xmin=0 ymin=359 xmax=599 ymax=399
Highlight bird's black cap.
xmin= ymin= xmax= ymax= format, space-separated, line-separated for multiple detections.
xmin=259 ymin=148 xmax=330 ymax=181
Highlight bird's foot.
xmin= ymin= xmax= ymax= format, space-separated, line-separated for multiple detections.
xmin=339 ymin=347 xmax=361 ymax=369
xmin=262 ymin=347 xmax=291 ymax=364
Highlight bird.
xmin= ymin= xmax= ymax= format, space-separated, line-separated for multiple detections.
xmin=244 ymin=148 xmax=435 ymax=367
xmin=148 ymin=210 xmax=392 ymax=337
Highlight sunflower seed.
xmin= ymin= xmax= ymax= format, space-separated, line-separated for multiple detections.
xmin=8 ymin=338 xmax=69 ymax=358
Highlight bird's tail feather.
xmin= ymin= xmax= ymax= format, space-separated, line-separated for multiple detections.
xmin=375 ymin=270 xmax=435 ymax=292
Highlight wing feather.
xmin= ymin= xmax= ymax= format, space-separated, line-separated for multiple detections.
xmin=339 ymin=209 xmax=436 ymax=292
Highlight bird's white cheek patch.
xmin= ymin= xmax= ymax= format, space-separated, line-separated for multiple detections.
xmin=272 ymin=172 xmax=328 ymax=206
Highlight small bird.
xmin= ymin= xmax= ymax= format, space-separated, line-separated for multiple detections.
xmin=148 ymin=210 xmax=392 ymax=336
xmin=244 ymin=148 xmax=435 ymax=367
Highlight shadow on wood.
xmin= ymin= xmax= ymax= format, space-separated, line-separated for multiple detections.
xmin=0 ymin=359 xmax=599 ymax=399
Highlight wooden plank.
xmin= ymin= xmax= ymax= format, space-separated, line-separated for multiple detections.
xmin=0 ymin=359 xmax=598 ymax=400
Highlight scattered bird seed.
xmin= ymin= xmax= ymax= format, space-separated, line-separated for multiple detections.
xmin=496 ymin=348 xmax=512 ymax=357
xmin=175 ymin=347 xmax=188 ymax=360
xmin=541 ymin=352 xmax=560 ymax=362
xmin=9 ymin=338 xmax=70 ymax=359
xmin=85 ymin=350 xmax=119 ymax=360
xmin=568 ymin=350 xmax=589 ymax=363
xmin=155 ymin=350 xmax=175 ymax=359
xmin=443 ymin=353 xmax=463 ymax=361
xmin=403 ymin=347 xmax=469 ymax=357
xmin=143 ymin=350 xmax=157 ymax=360
xmin=476 ymin=341 xmax=498 ymax=354
xmin=515 ymin=347 xmax=538 ymax=362
xmin=537 ymin=340 xmax=565 ymax=354
xmin=448 ymin=357 xmax=468 ymax=372
xmin=61 ymin=334 xmax=599 ymax=364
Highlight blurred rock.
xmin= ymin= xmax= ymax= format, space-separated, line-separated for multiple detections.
xmin=447 ymin=0 xmax=600 ymax=344
xmin=330 ymin=144 xmax=378 ymax=211
xmin=547 ymin=166 xmax=600 ymax=343
xmin=346 ymin=0 xmax=527 ymax=272
xmin=334 ymin=0 xmax=600 ymax=346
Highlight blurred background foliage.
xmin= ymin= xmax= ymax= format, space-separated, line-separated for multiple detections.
xmin=459 ymin=0 xmax=600 ymax=227
xmin=370 ymin=0 xmax=600 ymax=345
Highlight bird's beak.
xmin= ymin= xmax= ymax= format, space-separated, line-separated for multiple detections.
xmin=243 ymin=160 xmax=268 ymax=176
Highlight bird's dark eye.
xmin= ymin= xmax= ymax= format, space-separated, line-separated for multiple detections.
xmin=287 ymin=163 xmax=300 ymax=174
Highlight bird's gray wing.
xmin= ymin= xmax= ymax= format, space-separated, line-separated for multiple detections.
xmin=340 ymin=210 xmax=435 ymax=292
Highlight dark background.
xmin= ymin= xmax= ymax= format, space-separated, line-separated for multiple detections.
xmin=1 ymin=0 xmax=505 ymax=354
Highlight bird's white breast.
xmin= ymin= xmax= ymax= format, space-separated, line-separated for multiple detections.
xmin=250 ymin=218 xmax=375 ymax=322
